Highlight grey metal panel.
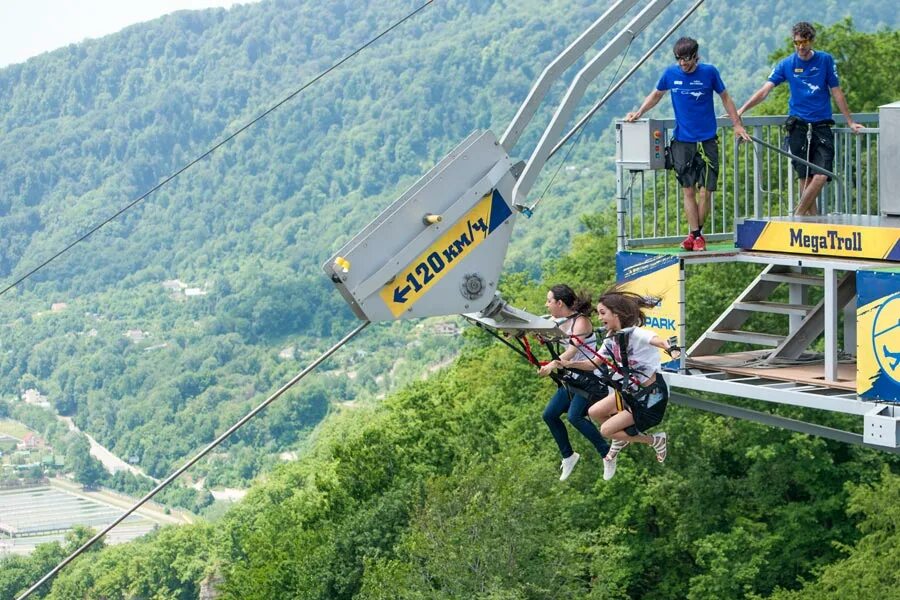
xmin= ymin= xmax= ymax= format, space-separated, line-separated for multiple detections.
xmin=351 ymin=158 xmax=511 ymax=302
xmin=670 ymin=392 xmax=900 ymax=452
xmin=879 ymin=101 xmax=900 ymax=216
xmin=666 ymin=371 xmax=874 ymax=415
xmin=324 ymin=130 xmax=517 ymax=322
xmin=462 ymin=295 xmax=565 ymax=338
xmin=618 ymin=119 xmax=666 ymax=171
xmin=865 ymin=404 xmax=900 ymax=447
xmin=326 ymin=130 xmax=505 ymax=288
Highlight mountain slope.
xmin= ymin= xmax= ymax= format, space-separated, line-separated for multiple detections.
xmin=0 ymin=0 xmax=895 ymax=483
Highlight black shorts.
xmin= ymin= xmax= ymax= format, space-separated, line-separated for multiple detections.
xmin=619 ymin=376 xmax=669 ymax=436
xmin=787 ymin=120 xmax=834 ymax=180
xmin=670 ymin=138 xmax=719 ymax=191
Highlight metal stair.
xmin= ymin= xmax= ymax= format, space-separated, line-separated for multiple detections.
xmin=688 ymin=264 xmax=856 ymax=360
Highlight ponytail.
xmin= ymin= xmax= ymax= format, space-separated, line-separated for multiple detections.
xmin=549 ymin=284 xmax=593 ymax=316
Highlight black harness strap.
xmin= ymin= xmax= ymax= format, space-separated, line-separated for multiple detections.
xmin=613 ymin=330 xmax=662 ymax=407
xmin=472 ymin=321 xmax=566 ymax=387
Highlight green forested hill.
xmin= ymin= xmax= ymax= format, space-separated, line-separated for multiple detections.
xmin=0 ymin=0 xmax=899 ymax=595
xmin=3 ymin=220 xmax=899 ymax=598
xmin=0 ymin=0 xmax=897 ymax=491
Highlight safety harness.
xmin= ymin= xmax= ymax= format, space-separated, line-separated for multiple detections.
xmin=473 ymin=317 xmax=675 ymax=413
xmin=695 ymin=140 xmax=714 ymax=188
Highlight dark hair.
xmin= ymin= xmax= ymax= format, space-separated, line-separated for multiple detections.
xmin=673 ymin=37 xmax=699 ymax=59
xmin=792 ymin=22 xmax=816 ymax=41
xmin=596 ymin=286 xmax=659 ymax=328
xmin=549 ymin=284 xmax=592 ymax=316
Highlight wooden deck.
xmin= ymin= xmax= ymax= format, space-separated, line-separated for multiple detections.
xmin=688 ymin=351 xmax=856 ymax=391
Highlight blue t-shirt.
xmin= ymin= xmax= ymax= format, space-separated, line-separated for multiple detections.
xmin=768 ymin=51 xmax=840 ymax=122
xmin=656 ymin=63 xmax=725 ymax=142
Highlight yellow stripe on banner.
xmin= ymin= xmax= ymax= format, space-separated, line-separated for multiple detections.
xmin=379 ymin=191 xmax=495 ymax=317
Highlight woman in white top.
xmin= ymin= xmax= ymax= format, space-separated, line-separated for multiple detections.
xmin=539 ymin=284 xmax=611 ymax=481
xmin=586 ymin=288 xmax=671 ymax=481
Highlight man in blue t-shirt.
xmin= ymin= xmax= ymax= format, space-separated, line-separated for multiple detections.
xmin=626 ymin=37 xmax=749 ymax=252
xmin=738 ymin=22 xmax=863 ymax=216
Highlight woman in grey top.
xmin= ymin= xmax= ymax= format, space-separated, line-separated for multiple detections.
xmin=539 ymin=284 xmax=610 ymax=481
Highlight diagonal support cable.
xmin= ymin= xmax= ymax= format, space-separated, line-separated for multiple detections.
xmin=17 ymin=321 xmax=370 ymax=599
xmin=0 ymin=0 xmax=434 ymax=299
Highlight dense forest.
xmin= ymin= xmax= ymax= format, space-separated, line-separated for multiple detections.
xmin=0 ymin=0 xmax=899 ymax=596
xmin=4 ymin=207 xmax=900 ymax=598
xmin=0 ymin=0 xmax=895 ymax=489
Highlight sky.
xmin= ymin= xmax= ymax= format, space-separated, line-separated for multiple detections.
xmin=0 ymin=0 xmax=262 ymax=68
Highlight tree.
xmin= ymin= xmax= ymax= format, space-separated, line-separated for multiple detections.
xmin=66 ymin=436 xmax=106 ymax=489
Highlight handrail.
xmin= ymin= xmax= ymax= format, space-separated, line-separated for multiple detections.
xmin=617 ymin=114 xmax=879 ymax=248
xmin=746 ymin=134 xmax=847 ymax=215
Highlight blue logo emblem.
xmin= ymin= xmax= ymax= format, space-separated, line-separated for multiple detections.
xmin=873 ymin=293 xmax=900 ymax=385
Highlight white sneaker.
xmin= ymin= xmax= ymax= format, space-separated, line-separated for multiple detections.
xmin=559 ymin=452 xmax=580 ymax=481
xmin=603 ymin=454 xmax=617 ymax=481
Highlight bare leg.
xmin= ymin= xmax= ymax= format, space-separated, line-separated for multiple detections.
xmin=796 ymin=174 xmax=828 ymax=216
xmin=599 ymin=411 xmax=654 ymax=446
xmin=588 ymin=393 xmax=617 ymax=425
xmin=696 ymin=187 xmax=709 ymax=229
xmin=682 ymin=186 xmax=699 ymax=231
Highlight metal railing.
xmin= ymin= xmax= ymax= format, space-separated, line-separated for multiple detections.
xmin=618 ymin=113 xmax=880 ymax=249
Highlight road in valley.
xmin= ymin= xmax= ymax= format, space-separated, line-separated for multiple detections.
xmin=58 ymin=416 xmax=159 ymax=482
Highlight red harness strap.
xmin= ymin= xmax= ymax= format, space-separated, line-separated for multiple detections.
xmin=564 ymin=333 xmax=644 ymax=391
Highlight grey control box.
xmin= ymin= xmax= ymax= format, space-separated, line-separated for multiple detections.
xmin=617 ymin=119 xmax=667 ymax=171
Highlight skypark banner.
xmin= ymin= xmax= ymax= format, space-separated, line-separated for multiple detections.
xmin=736 ymin=219 xmax=900 ymax=261
xmin=616 ymin=252 xmax=681 ymax=370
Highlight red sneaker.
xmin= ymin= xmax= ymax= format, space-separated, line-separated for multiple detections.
xmin=681 ymin=234 xmax=695 ymax=251
xmin=692 ymin=235 xmax=706 ymax=251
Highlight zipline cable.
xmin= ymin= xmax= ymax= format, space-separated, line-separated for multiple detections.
xmin=15 ymin=6 xmax=424 ymax=594
xmin=0 ymin=0 xmax=435 ymax=300
xmin=17 ymin=321 xmax=370 ymax=600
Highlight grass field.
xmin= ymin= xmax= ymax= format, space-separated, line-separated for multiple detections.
xmin=0 ymin=419 xmax=33 ymax=441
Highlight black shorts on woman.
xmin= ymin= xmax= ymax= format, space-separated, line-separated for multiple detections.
xmin=670 ymin=137 xmax=719 ymax=190
xmin=620 ymin=375 xmax=669 ymax=436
